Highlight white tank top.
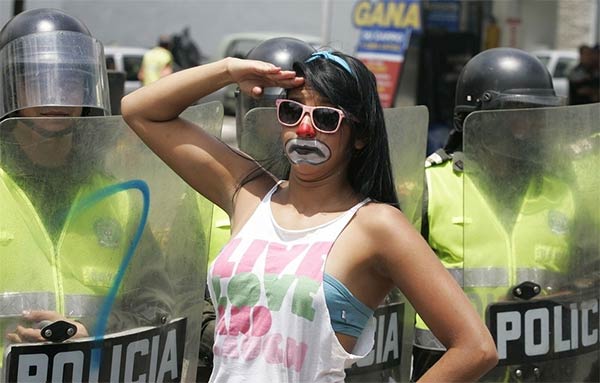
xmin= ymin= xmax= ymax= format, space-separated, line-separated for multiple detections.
xmin=207 ymin=183 xmax=375 ymax=382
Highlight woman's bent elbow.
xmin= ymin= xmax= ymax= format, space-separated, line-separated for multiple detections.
xmin=120 ymin=95 xmax=135 ymax=122
xmin=120 ymin=94 xmax=146 ymax=131
xmin=476 ymin=337 xmax=499 ymax=374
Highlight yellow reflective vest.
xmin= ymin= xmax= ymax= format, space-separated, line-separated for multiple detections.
xmin=415 ymin=158 xmax=575 ymax=351
xmin=0 ymin=167 xmax=139 ymax=351
xmin=568 ymin=132 xmax=600 ymax=254
xmin=208 ymin=204 xmax=230 ymax=265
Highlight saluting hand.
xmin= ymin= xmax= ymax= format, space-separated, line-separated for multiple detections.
xmin=226 ymin=58 xmax=304 ymax=99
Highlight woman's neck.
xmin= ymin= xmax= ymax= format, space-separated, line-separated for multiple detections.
xmin=282 ymin=172 xmax=361 ymax=216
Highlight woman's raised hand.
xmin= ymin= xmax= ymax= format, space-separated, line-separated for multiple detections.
xmin=226 ymin=58 xmax=304 ymax=98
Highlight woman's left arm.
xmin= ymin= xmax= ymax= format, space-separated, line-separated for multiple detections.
xmin=369 ymin=205 xmax=498 ymax=382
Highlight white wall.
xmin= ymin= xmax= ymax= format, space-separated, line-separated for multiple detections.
xmin=557 ymin=0 xmax=597 ymax=49
xmin=490 ymin=0 xmax=596 ymax=50
xmin=491 ymin=0 xmax=556 ymax=50
xmin=521 ymin=0 xmax=558 ymax=51
xmin=2 ymin=0 xmax=360 ymax=59
xmin=3 ymin=0 xmax=596 ymax=55
xmin=0 ymin=0 xmax=599 ymax=56
xmin=1 ymin=1 xmax=15 ymax=27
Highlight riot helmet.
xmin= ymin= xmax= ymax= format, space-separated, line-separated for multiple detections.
xmin=455 ymin=47 xmax=564 ymax=116
xmin=445 ymin=48 xmax=565 ymax=153
xmin=235 ymin=37 xmax=316 ymax=145
xmin=0 ymin=8 xmax=111 ymax=120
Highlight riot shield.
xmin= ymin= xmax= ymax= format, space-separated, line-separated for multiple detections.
xmin=238 ymin=107 xmax=289 ymax=179
xmin=0 ymin=102 xmax=222 ymax=382
xmin=177 ymin=101 xmax=225 ymax=251
xmin=182 ymin=103 xmax=226 ymax=381
xmin=384 ymin=106 xmax=429 ymax=229
xmin=462 ymin=103 xmax=599 ymax=382
xmin=239 ymin=106 xmax=428 ymax=382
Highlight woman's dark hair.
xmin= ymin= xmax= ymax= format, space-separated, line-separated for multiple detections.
xmin=293 ymin=51 xmax=400 ymax=207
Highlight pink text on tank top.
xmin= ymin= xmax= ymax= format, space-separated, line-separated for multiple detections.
xmin=211 ymin=237 xmax=334 ymax=372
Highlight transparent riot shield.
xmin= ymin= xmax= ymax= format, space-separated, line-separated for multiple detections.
xmin=179 ymin=102 xmax=225 ymax=251
xmin=0 ymin=102 xmax=222 ymax=382
xmin=385 ymin=106 xmax=429 ymax=229
xmin=239 ymin=106 xmax=428 ymax=382
xmin=462 ymin=103 xmax=599 ymax=382
xmin=238 ymin=107 xmax=289 ymax=179
xmin=182 ymin=102 xmax=226 ymax=381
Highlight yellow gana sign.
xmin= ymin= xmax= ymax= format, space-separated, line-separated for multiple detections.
xmin=353 ymin=1 xmax=421 ymax=30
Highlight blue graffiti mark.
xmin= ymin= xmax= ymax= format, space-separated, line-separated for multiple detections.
xmin=69 ymin=179 xmax=150 ymax=372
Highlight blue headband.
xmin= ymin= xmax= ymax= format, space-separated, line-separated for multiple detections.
xmin=305 ymin=51 xmax=353 ymax=75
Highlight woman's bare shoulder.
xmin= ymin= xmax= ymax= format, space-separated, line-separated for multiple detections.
xmin=352 ymin=201 xmax=425 ymax=263
xmin=354 ymin=201 xmax=412 ymax=234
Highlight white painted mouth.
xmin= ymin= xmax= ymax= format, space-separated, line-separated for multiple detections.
xmin=285 ymin=138 xmax=331 ymax=165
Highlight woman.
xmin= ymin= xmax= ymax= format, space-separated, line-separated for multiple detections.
xmin=122 ymin=51 xmax=498 ymax=382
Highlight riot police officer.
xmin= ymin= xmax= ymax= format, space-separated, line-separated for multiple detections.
xmin=413 ymin=48 xmax=598 ymax=382
xmin=0 ymin=8 xmax=172 ymax=376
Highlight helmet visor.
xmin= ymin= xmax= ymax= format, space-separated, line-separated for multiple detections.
xmin=481 ymin=89 xmax=567 ymax=110
xmin=0 ymin=31 xmax=110 ymax=119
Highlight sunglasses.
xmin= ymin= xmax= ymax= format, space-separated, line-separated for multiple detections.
xmin=275 ymin=99 xmax=346 ymax=134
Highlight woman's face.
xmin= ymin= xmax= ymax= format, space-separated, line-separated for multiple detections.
xmin=280 ymin=86 xmax=356 ymax=178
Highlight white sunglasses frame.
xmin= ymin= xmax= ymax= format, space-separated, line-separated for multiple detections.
xmin=275 ymin=99 xmax=346 ymax=134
